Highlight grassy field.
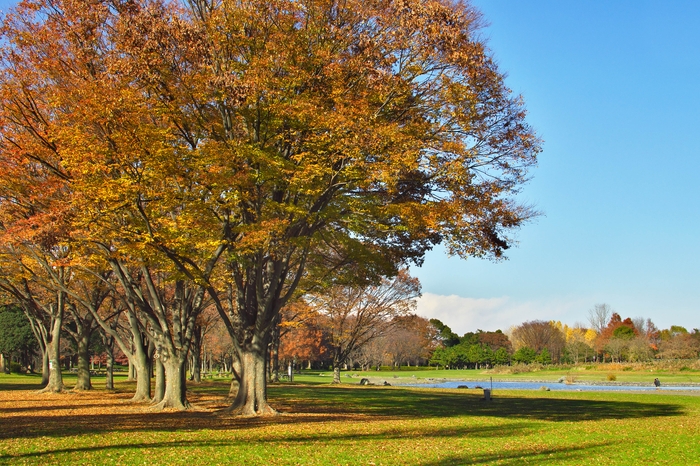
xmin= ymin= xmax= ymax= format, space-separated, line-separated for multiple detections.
xmin=1 ymin=372 xmax=699 ymax=465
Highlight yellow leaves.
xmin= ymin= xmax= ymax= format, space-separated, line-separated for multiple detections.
xmin=233 ymin=218 xmax=291 ymax=257
xmin=0 ymin=0 xmax=540 ymax=312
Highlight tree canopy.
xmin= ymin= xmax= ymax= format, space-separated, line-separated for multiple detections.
xmin=0 ymin=305 xmax=38 ymax=362
xmin=0 ymin=0 xmax=540 ymax=414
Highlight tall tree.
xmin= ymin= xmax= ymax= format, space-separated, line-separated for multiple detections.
xmin=588 ymin=304 xmax=612 ymax=335
xmin=429 ymin=319 xmax=461 ymax=348
xmin=0 ymin=0 xmax=540 ymax=414
xmin=0 ymin=249 xmax=69 ymax=392
xmin=382 ymin=314 xmax=434 ymax=368
xmin=314 ymin=270 xmax=421 ymax=383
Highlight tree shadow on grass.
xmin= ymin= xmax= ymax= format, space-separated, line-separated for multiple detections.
xmin=418 ymin=441 xmax=616 ymax=466
xmin=0 ymin=427 xmax=619 ymax=465
xmin=0 ymin=383 xmax=685 ymax=442
xmin=0 ymin=382 xmax=44 ymax=391
xmin=274 ymin=385 xmax=686 ymax=422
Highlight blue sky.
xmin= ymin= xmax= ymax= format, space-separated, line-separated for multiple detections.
xmin=1 ymin=1 xmax=698 ymax=334
xmin=413 ymin=0 xmax=700 ymax=334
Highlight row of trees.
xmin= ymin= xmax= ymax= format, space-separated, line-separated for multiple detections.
xmin=4 ymin=291 xmax=698 ymax=390
xmin=583 ymin=304 xmax=700 ymax=363
xmin=275 ymin=304 xmax=699 ymax=371
xmin=0 ymin=0 xmax=540 ymax=415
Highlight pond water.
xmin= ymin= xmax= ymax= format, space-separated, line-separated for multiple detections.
xmin=405 ymin=381 xmax=700 ymax=392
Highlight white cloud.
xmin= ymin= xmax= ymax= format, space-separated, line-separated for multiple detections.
xmin=415 ymin=293 xmax=586 ymax=335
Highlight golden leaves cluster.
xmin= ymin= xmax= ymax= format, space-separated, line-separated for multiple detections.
xmin=0 ymin=0 xmax=540 ymax=285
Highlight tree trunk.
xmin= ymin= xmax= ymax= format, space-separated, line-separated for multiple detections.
xmin=128 ymin=359 xmax=135 ymax=381
xmin=228 ymin=355 xmax=241 ymax=397
xmin=190 ymin=326 xmax=202 ymax=383
xmin=269 ymin=318 xmax=281 ymax=383
xmin=333 ymin=365 xmax=341 ymax=384
xmin=131 ymin=344 xmax=151 ymax=402
xmin=41 ymin=315 xmax=64 ymax=393
xmin=105 ymin=347 xmax=114 ymax=390
xmin=153 ymin=358 xmax=165 ymax=404
xmin=192 ymin=355 xmax=201 ymax=382
xmin=0 ymin=354 xmax=5 ymax=373
xmin=270 ymin=331 xmax=280 ymax=383
xmin=73 ymin=331 xmax=92 ymax=390
xmin=41 ymin=351 xmax=49 ymax=385
xmin=332 ymin=351 xmax=342 ymax=384
xmin=152 ymin=357 xmax=189 ymax=410
xmin=227 ymin=340 xmax=277 ymax=416
xmin=148 ymin=339 xmax=156 ymax=378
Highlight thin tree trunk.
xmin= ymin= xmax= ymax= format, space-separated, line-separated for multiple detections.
xmin=190 ymin=326 xmax=202 ymax=383
xmin=270 ymin=324 xmax=280 ymax=383
xmin=41 ymin=350 xmax=49 ymax=385
xmin=131 ymin=342 xmax=151 ymax=402
xmin=153 ymin=358 xmax=165 ymax=404
xmin=148 ymin=339 xmax=156 ymax=380
xmin=332 ymin=351 xmax=342 ymax=384
xmin=100 ymin=326 xmax=116 ymax=390
xmin=41 ymin=313 xmax=64 ymax=393
xmin=105 ymin=346 xmax=114 ymax=390
xmin=333 ymin=365 xmax=341 ymax=384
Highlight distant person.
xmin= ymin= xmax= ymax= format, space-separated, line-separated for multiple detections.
xmin=654 ymin=378 xmax=661 ymax=389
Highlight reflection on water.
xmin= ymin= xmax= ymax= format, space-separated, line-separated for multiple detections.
xmin=405 ymin=381 xmax=700 ymax=392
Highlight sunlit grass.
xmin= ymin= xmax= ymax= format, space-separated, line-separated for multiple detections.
xmin=1 ymin=372 xmax=699 ymax=465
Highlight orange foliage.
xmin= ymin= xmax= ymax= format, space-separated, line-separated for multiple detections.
xmin=278 ymin=301 xmax=328 ymax=363
xmin=1 ymin=0 xmax=541 ymax=410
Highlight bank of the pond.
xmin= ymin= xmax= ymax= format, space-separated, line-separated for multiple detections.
xmin=403 ymin=380 xmax=700 ymax=392
xmin=337 ymin=375 xmax=700 ymax=392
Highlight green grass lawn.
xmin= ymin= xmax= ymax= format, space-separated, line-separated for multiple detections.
xmin=1 ymin=372 xmax=699 ymax=465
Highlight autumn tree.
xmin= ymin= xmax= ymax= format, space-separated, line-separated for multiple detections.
xmin=0 ymin=0 xmax=540 ymax=415
xmin=562 ymin=324 xmax=595 ymax=364
xmin=382 ymin=314 xmax=435 ymax=368
xmin=353 ymin=337 xmax=387 ymax=371
xmin=313 ymin=270 xmax=421 ymax=383
xmin=278 ymin=302 xmax=328 ymax=372
xmin=588 ymin=304 xmax=612 ymax=335
xmin=477 ymin=330 xmax=512 ymax=353
xmin=511 ymin=320 xmax=565 ymax=363
xmin=658 ymin=328 xmax=700 ymax=359
xmin=596 ymin=313 xmax=638 ymax=362
xmin=0 ymin=249 xmax=70 ymax=392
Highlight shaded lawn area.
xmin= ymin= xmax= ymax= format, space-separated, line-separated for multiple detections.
xmin=0 ymin=374 xmax=698 ymax=465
